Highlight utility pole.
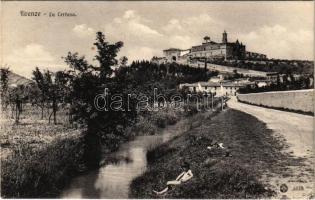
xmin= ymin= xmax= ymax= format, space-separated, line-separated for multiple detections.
xmin=211 ymin=92 xmax=214 ymax=111
xmin=221 ymin=96 xmax=224 ymax=111
xmin=220 ymin=81 xmax=224 ymax=111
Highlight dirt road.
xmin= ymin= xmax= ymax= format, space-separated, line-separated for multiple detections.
xmin=228 ymin=97 xmax=314 ymax=199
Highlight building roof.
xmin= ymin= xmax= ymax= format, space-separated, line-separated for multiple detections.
xmin=265 ymin=72 xmax=278 ymax=75
xmin=163 ymin=48 xmax=182 ymax=52
xmin=180 ymin=81 xmax=255 ymax=88
xmin=201 ymin=41 xmax=218 ymax=45
xmin=255 ymin=79 xmax=272 ymax=83
xmin=191 ymin=41 xmax=245 ymax=51
xmin=152 ymin=56 xmax=166 ymax=59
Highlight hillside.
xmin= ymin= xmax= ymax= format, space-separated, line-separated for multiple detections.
xmin=209 ymin=59 xmax=314 ymax=74
xmin=6 ymin=71 xmax=33 ymax=87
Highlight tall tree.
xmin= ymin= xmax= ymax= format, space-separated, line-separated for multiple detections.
xmin=32 ymin=67 xmax=48 ymax=119
xmin=94 ymin=32 xmax=123 ymax=79
xmin=0 ymin=68 xmax=10 ymax=110
xmin=63 ymin=32 xmax=136 ymax=167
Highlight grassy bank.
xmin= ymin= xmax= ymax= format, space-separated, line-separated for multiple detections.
xmin=1 ymin=99 xmax=220 ymax=198
xmin=129 ymin=108 xmax=304 ymax=198
xmin=0 ymin=105 xmax=183 ymax=198
xmin=0 ymin=106 xmax=84 ymax=198
xmin=132 ymin=108 xmax=181 ymax=136
xmin=1 ymin=134 xmax=84 ymax=198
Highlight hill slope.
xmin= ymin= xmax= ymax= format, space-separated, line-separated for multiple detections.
xmin=6 ymin=71 xmax=33 ymax=87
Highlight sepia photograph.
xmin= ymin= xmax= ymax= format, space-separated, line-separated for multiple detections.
xmin=0 ymin=1 xmax=314 ymax=199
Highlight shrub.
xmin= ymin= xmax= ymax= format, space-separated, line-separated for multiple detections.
xmin=1 ymin=135 xmax=84 ymax=198
xmin=133 ymin=117 xmax=157 ymax=135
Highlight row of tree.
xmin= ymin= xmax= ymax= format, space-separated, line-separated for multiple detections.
xmin=210 ymin=59 xmax=314 ymax=74
xmin=0 ymin=67 xmax=72 ymax=124
xmin=239 ymin=74 xmax=314 ymax=94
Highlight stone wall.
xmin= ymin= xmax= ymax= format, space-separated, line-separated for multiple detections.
xmin=237 ymin=89 xmax=314 ymax=113
xmin=206 ymin=63 xmax=269 ymax=77
xmin=187 ymin=61 xmax=271 ymax=77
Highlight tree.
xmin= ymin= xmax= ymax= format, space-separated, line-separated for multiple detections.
xmin=8 ymin=85 xmax=26 ymax=124
xmin=32 ymin=67 xmax=49 ymax=119
xmin=43 ymin=70 xmax=58 ymax=124
xmin=0 ymin=68 xmax=10 ymax=110
xmin=94 ymin=32 xmax=123 ymax=79
xmin=119 ymin=56 xmax=128 ymax=67
xmin=48 ymin=70 xmax=72 ymax=124
xmin=63 ymin=32 xmax=137 ymax=167
xmin=32 ymin=69 xmax=71 ymax=125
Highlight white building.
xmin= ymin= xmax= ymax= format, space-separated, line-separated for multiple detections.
xmin=179 ymin=81 xmax=255 ymax=96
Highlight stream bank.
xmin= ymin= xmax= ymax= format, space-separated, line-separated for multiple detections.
xmin=60 ymin=108 xmax=211 ymax=198
xmin=129 ymin=108 xmax=297 ymax=198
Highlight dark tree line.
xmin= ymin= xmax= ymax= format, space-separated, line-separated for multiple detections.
xmin=210 ymin=59 xmax=314 ymax=74
xmin=239 ymin=74 xmax=314 ymax=94
xmin=1 ymin=68 xmax=31 ymax=124
xmin=0 ymin=68 xmax=10 ymax=110
xmin=31 ymin=68 xmax=73 ymax=124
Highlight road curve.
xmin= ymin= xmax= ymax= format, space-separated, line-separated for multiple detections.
xmin=227 ymin=97 xmax=314 ymax=199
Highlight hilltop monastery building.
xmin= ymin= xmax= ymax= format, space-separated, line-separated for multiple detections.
xmin=153 ymin=31 xmax=267 ymax=65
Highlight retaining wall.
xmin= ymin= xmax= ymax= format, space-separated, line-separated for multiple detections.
xmin=237 ymin=89 xmax=314 ymax=114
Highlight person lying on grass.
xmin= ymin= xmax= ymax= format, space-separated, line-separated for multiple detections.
xmin=207 ymin=142 xmax=225 ymax=150
xmin=153 ymin=162 xmax=193 ymax=195
xmin=207 ymin=142 xmax=232 ymax=157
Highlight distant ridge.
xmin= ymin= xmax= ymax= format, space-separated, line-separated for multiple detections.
xmin=6 ymin=71 xmax=33 ymax=87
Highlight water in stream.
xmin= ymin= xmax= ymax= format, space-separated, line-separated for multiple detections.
xmin=61 ymin=118 xmax=191 ymax=198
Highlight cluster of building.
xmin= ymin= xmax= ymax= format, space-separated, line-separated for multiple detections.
xmin=152 ymin=30 xmax=267 ymax=65
xmin=179 ymin=80 xmax=252 ymax=96
xmin=151 ymin=30 xmax=312 ymax=96
xmin=179 ymin=74 xmax=255 ymax=96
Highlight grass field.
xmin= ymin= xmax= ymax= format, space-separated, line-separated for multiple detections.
xmin=0 ymin=103 xmax=191 ymax=197
xmin=0 ymin=105 xmax=84 ymax=198
xmin=0 ymin=105 xmax=81 ymax=159
xmin=129 ymin=108 xmax=306 ymax=198
xmin=1 ymin=98 xmax=222 ymax=198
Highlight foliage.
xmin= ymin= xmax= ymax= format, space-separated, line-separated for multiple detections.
xmin=0 ymin=68 xmax=10 ymax=109
xmin=63 ymin=32 xmax=139 ymax=166
xmin=129 ymin=110 xmax=301 ymax=198
xmin=210 ymin=59 xmax=314 ymax=74
xmin=0 ymin=104 xmax=83 ymax=198
xmin=239 ymin=74 xmax=314 ymax=94
xmin=1 ymin=135 xmax=84 ymax=198
xmin=31 ymin=68 xmax=72 ymax=124
xmin=61 ymin=32 xmax=216 ymax=161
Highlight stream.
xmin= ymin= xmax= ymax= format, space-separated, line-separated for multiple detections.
xmin=61 ymin=117 xmax=192 ymax=198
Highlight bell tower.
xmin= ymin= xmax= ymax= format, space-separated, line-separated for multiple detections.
xmin=222 ymin=30 xmax=228 ymax=43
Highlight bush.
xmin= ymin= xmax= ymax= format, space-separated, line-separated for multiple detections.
xmin=133 ymin=116 xmax=157 ymax=135
xmin=183 ymin=104 xmax=199 ymax=116
xmin=154 ymin=113 xmax=167 ymax=128
xmin=1 ymin=135 xmax=84 ymax=198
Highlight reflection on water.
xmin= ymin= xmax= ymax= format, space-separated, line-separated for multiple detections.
xmin=61 ymin=119 xmax=189 ymax=198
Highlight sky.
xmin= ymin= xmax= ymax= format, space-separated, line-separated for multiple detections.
xmin=1 ymin=1 xmax=314 ymax=78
